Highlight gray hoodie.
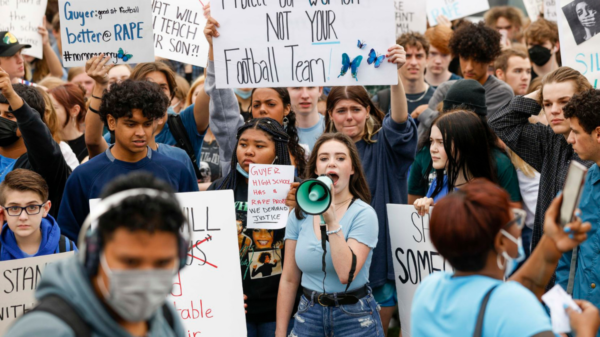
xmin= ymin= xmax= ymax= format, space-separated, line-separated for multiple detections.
xmin=204 ymin=60 xmax=244 ymax=177
xmin=6 ymin=256 xmax=185 ymax=337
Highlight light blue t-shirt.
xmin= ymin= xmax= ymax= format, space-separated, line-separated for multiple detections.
xmin=0 ymin=155 xmax=17 ymax=183
xmin=297 ymin=114 xmax=325 ymax=153
xmin=285 ymin=199 xmax=378 ymax=293
xmin=103 ymin=106 xmax=205 ymax=165
xmin=411 ymin=272 xmax=556 ymax=337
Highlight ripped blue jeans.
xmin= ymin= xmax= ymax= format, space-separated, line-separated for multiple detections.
xmin=289 ymin=290 xmax=384 ymax=337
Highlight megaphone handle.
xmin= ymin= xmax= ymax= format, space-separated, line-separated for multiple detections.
xmin=320 ymin=215 xmax=326 ymax=226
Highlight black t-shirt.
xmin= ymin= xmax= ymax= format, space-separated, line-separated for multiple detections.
xmin=208 ymin=175 xmax=288 ymax=323
xmin=200 ymin=140 xmax=221 ymax=183
xmin=66 ymin=134 xmax=89 ymax=163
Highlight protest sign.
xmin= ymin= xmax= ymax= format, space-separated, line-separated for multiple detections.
xmin=557 ymin=0 xmax=600 ymax=88
xmin=58 ymin=0 xmax=155 ymax=67
xmin=211 ymin=0 xmax=398 ymax=88
xmin=90 ymin=190 xmax=247 ymax=336
xmin=247 ymin=164 xmax=294 ymax=230
xmin=388 ymin=204 xmax=452 ymax=337
xmin=545 ymin=0 xmax=558 ymax=21
xmin=151 ymin=0 xmax=209 ymax=67
xmin=395 ymin=0 xmax=427 ymax=36
xmin=0 ymin=252 xmax=75 ymax=335
xmin=0 ymin=0 xmax=48 ymax=59
xmin=426 ymin=0 xmax=490 ymax=26
xmin=523 ymin=0 xmax=544 ymax=21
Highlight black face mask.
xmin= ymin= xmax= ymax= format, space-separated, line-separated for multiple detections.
xmin=528 ymin=45 xmax=552 ymax=67
xmin=0 ymin=117 xmax=20 ymax=147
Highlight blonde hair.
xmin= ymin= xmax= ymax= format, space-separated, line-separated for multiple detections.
xmin=506 ymin=147 xmax=536 ymax=178
xmin=185 ymin=76 xmax=206 ymax=108
xmin=38 ymin=76 xmax=67 ymax=90
xmin=35 ymin=88 xmax=61 ymax=143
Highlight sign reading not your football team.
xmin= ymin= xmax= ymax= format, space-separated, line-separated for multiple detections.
xmin=212 ymin=0 xmax=398 ymax=87
xmin=58 ymin=0 xmax=155 ymax=67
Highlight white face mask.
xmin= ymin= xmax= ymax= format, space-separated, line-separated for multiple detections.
xmin=97 ymin=254 xmax=177 ymax=322
xmin=498 ymin=229 xmax=526 ymax=278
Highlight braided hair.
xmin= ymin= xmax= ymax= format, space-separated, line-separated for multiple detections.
xmin=251 ymin=87 xmax=307 ymax=178
xmin=216 ymin=118 xmax=292 ymax=191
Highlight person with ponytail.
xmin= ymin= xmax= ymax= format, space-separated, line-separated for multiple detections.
xmin=208 ymin=117 xmax=296 ymax=337
xmin=202 ymin=6 xmax=307 ymax=178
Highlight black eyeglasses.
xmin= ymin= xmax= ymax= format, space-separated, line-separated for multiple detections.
xmin=2 ymin=203 xmax=46 ymax=216
xmin=504 ymin=208 xmax=526 ymax=230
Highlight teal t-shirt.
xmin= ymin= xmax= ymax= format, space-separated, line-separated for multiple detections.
xmin=408 ymin=147 xmax=522 ymax=202
xmin=285 ymin=199 xmax=378 ymax=293
xmin=411 ymin=272 xmax=556 ymax=337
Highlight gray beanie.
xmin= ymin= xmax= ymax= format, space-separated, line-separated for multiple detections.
xmin=443 ymin=79 xmax=487 ymax=117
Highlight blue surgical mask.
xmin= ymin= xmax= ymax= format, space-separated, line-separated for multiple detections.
xmin=236 ymin=163 xmax=249 ymax=178
xmin=499 ymin=229 xmax=525 ymax=278
xmin=234 ymin=88 xmax=252 ymax=100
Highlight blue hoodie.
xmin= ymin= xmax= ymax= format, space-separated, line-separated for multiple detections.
xmin=6 ymin=256 xmax=186 ymax=337
xmin=0 ymin=215 xmax=77 ymax=261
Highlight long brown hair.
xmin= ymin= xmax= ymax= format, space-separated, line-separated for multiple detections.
xmin=539 ymin=67 xmax=592 ymax=108
xmin=325 ymin=86 xmax=385 ymax=144
xmin=49 ymin=83 xmax=87 ymax=129
xmin=296 ymin=132 xmax=371 ymax=219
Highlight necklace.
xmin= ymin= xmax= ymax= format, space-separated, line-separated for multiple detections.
xmin=405 ymin=84 xmax=429 ymax=103
xmin=335 ymin=197 xmax=353 ymax=206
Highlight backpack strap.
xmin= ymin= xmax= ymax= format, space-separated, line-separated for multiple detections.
xmin=167 ymin=114 xmax=202 ymax=179
xmin=472 ymin=285 xmax=499 ymax=337
xmin=28 ymin=295 xmax=92 ymax=337
xmin=376 ymin=89 xmax=391 ymax=114
xmin=28 ymin=295 xmax=176 ymax=336
xmin=58 ymin=235 xmax=67 ymax=253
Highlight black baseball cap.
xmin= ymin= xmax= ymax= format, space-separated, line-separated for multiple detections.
xmin=0 ymin=32 xmax=31 ymax=57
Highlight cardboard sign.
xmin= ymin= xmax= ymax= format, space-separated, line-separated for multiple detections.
xmin=545 ymin=0 xmax=557 ymax=21
xmin=426 ymin=0 xmax=490 ymax=26
xmin=0 ymin=0 xmax=48 ymax=59
xmin=0 ymin=252 xmax=75 ymax=335
xmin=151 ymin=0 xmax=209 ymax=67
xmin=523 ymin=0 xmax=544 ymax=21
xmin=211 ymin=0 xmax=398 ymax=88
xmin=90 ymin=190 xmax=247 ymax=337
xmin=395 ymin=0 xmax=427 ymax=36
xmin=247 ymin=164 xmax=294 ymax=229
xmin=558 ymin=0 xmax=600 ymax=88
xmin=58 ymin=0 xmax=155 ymax=67
xmin=387 ymin=204 xmax=452 ymax=337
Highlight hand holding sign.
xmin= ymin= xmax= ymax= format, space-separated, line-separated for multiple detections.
xmin=543 ymin=194 xmax=591 ymax=253
xmin=413 ymin=197 xmax=434 ymax=216
xmin=387 ymin=44 xmax=407 ymax=69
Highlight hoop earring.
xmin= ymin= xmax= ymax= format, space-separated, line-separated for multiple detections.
xmin=496 ymin=252 xmax=506 ymax=270
xmin=283 ymin=116 xmax=289 ymax=129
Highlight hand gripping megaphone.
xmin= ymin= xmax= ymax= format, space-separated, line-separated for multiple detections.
xmin=295 ymin=175 xmax=333 ymax=215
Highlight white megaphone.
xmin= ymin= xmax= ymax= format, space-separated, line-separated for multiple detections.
xmin=295 ymin=175 xmax=333 ymax=215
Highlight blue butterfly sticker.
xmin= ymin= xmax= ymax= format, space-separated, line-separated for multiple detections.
xmin=338 ymin=53 xmax=363 ymax=81
xmin=115 ymin=48 xmax=133 ymax=63
xmin=367 ymin=49 xmax=386 ymax=68
xmin=357 ymin=40 xmax=367 ymax=49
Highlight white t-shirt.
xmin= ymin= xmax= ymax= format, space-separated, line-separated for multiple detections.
xmin=516 ymin=169 xmax=540 ymax=229
xmin=59 ymin=141 xmax=79 ymax=171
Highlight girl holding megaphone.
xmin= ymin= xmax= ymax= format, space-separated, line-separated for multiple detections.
xmin=276 ymin=132 xmax=382 ymax=337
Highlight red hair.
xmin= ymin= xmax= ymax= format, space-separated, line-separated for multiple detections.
xmin=430 ymin=179 xmax=511 ymax=271
xmin=49 ymin=83 xmax=87 ymax=128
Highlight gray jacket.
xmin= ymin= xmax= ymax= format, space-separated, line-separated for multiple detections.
xmin=417 ymin=76 xmax=514 ymax=139
xmin=204 ymin=60 xmax=244 ymax=177
xmin=6 ymin=256 xmax=186 ymax=337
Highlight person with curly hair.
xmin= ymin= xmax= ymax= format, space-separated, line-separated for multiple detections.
xmin=416 ymin=22 xmax=514 ymax=139
xmin=57 ymin=80 xmax=199 ymax=241
xmin=558 ymin=89 xmax=600 ymax=317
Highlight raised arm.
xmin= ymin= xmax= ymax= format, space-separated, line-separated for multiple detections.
xmin=38 ymin=23 xmax=65 ymax=79
xmin=388 ymin=45 xmax=408 ymax=124
xmin=193 ymin=78 xmax=210 ymax=134
xmin=84 ymin=55 xmax=113 ymax=158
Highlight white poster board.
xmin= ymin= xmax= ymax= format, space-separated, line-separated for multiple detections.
xmin=426 ymin=0 xmax=490 ymax=26
xmin=151 ymin=0 xmax=209 ymax=67
xmin=90 ymin=190 xmax=247 ymax=337
xmin=523 ymin=0 xmax=544 ymax=21
xmin=395 ymin=0 xmax=427 ymax=36
xmin=387 ymin=204 xmax=452 ymax=337
xmin=212 ymin=0 xmax=398 ymax=88
xmin=0 ymin=252 xmax=75 ymax=335
xmin=557 ymin=0 xmax=600 ymax=89
xmin=58 ymin=0 xmax=155 ymax=67
xmin=0 ymin=0 xmax=48 ymax=59
xmin=545 ymin=0 xmax=557 ymax=21
xmin=247 ymin=164 xmax=294 ymax=230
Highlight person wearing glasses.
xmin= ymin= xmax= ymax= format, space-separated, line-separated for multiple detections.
xmin=0 ymin=169 xmax=77 ymax=261
xmin=411 ymin=179 xmax=600 ymax=337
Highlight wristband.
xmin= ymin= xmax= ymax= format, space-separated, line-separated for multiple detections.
xmin=326 ymin=225 xmax=342 ymax=236
xmin=88 ymin=106 xmax=100 ymax=114
xmin=92 ymin=95 xmax=102 ymax=100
